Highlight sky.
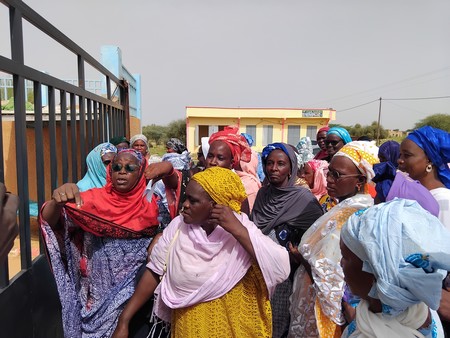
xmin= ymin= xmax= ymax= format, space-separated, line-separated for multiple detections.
xmin=2 ymin=0 xmax=450 ymax=130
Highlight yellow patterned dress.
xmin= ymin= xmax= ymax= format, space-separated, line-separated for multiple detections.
xmin=171 ymin=265 xmax=272 ymax=338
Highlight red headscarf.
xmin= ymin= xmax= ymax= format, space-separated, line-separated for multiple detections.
xmin=209 ymin=126 xmax=252 ymax=167
xmin=65 ymin=150 xmax=159 ymax=238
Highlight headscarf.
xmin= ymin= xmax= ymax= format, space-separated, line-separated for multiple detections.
xmin=314 ymin=126 xmax=331 ymax=161
xmin=201 ymin=137 xmax=210 ymax=160
xmin=130 ymin=134 xmax=148 ymax=148
xmin=241 ymin=133 xmax=254 ymax=147
xmin=162 ymin=151 xmax=191 ymax=171
xmin=327 ymin=126 xmax=352 ymax=144
xmin=296 ymin=137 xmax=314 ymax=169
xmin=386 ymin=171 xmax=439 ymax=217
xmin=252 ymin=142 xmax=323 ymax=235
xmin=109 ymin=136 xmax=130 ymax=147
xmin=191 ymin=167 xmax=247 ymax=214
xmin=77 ymin=142 xmax=117 ymax=192
xmin=318 ymin=126 xmax=330 ymax=135
xmin=341 ymin=198 xmax=450 ymax=314
xmin=66 ymin=149 xmax=158 ymax=237
xmin=406 ymin=126 xmax=450 ymax=188
xmin=372 ymin=162 xmax=397 ymax=202
xmin=209 ymin=126 xmax=252 ymax=166
xmin=378 ymin=140 xmax=400 ymax=166
xmin=333 ymin=141 xmax=380 ymax=182
xmin=307 ymin=159 xmax=328 ymax=200
xmin=166 ymin=138 xmax=187 ymax=154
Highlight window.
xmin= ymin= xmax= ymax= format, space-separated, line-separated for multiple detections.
xmin=245 ymin=125 xmax=256 ymax=144
xmin=263 ymin=125 xmax=273 ymax=145
xmin=307 ymin=125 xmax=317 ymax=140
xmin=287 ymin=125 xmax=300 ymax=146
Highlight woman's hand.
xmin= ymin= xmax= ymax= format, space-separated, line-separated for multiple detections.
xmin=209 ymin=204 xmax=242 ymax=234
xmin=52 ymin=183 xmax=82 ymax=207
xmin=287 ymin=242 xmax=302 ymax=264
xmin=144 ymin=162 xmax=173 ymax=181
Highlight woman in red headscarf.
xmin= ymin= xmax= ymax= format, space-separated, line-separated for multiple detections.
xmin=314 ymin=126 xmax=330 ymax=161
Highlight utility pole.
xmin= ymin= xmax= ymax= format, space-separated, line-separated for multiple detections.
xmin=376 ymin=97 xmax=382 ymax=146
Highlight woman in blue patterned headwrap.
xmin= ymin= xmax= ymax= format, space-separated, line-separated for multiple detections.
xmin=326 ymin=127 xmax=352 ymax=160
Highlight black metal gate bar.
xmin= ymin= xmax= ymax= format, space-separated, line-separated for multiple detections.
xmin=60 ymin=90 xmax=69 ymax=183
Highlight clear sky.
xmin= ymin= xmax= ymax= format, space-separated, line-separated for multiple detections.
xmin=3 ymin=0 xmax=450 ymax=130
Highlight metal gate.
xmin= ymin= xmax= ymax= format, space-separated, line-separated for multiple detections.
xmin=0 ymin=0 xmax=131 ymax=336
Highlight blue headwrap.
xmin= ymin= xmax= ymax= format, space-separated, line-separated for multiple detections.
xmin=261 ymin=142 xmax=290 ymax=163
xmin=241 ymin=133 xmax=254 ymax=147
xmin=372 ymin=162 xmax=397 ymax=202
xmin=378 ymin=140 xmax=400 ymax=167
xmin=327 ymin=127 xmax=352 ymax=144
xmin=407 ymin=126 xmax=450 ymax=188
xmin=77 ymin=142 xmax=117 ymax=192
xmin=342 ymin=199 xmax=450 ymax=315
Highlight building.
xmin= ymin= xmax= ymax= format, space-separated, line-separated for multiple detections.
xmin=186 ymin=106 xmax=336 ymax=152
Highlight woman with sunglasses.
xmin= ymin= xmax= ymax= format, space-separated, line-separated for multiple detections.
xmin=288 ymin=141 xmax=379 ymax=337
xmin=40 ymin=149 xmax=176 ymax=337
xmin=77 ymin=142 xmax=117 ymax=192
xmin=325 ymin=126 xmax=352 ymax=161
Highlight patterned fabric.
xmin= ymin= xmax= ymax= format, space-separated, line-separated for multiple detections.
xmin=171 ymin=265 xmax=272 ymax=338
xmin=297 ymin=194 xmax=373 ymax=333
xmin=334 ymin=141 xmax=380 ymax=182
xmin=118 ymin=148 xmax=144 ymax=164
xmin=161 ymin=151 xmax=191 ymax=171
xmin=407 ymin=126 xmax=450 ymax=188
xmin=40 ymin=211 xmax=152 ymax=338
xmin=77 ymin=142 xmax=117 ymax=192
xmin=327 ymin=127 xmax=352 ymax=144
xmin=342 ymin=199 xmax=450 ymax=313
xmin=319 ymin=194 xmax=338 ymax=213
xmin=209 ymin=126 xmax=252 ymax=165
xmin=166 ymin=138 xmax=187 ymax=154
xmin=191 ymin=167 xmax=247 ymax=213
xmin=241 ymin=132 xmax=254 ymax=147
xmin=296 ymin=137 xmax=315 ymax=169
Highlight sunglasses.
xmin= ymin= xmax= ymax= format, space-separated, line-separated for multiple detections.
xmin=325 ymin=140 xmax=342 ymax=147
xmin=327 ymin=170 xmax=361 ymax=181
xmin=103 ymin=160 xmax=112 ymax=166
xmin=111 ymin=163 xmax=139 ymax=173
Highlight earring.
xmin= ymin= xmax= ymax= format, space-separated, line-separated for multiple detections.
xmin=426 ymin=164 xmax=433 ymax=173
xmin=288 ymin=174 xmax=291 ymax=179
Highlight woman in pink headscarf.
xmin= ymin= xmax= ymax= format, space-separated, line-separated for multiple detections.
xmin=236 ymin=151 xmax=262 ymax=212
xmin=301 ymin=159 xmax=329 ymax=201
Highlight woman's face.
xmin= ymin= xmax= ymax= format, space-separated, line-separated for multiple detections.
xmin=265 ymin=149 xmax=291 ymax=188
xmin=101 ymin=152 xmax=116 ymax=167
xmin=301 ymin=163 xmax=315 ymax=189
xmin=326 ymin=156 xmax=363 ymax=200
xmin=111 ymin=153 xmax=141 ymax=193
xmin=340 ymin=239 xmax=374 ymax=299
xmin=317 ymin=131 xmax=328 ymax=151
xmin=132 ymin=140 xmax=148 ymax=157
xmin=398 ymin=139 xmax=430 ymax=182
xmin=205 ymin=141 xmax=234 ymax=169
xmin=181 ymin=180 xmax=214 ymax=225
xmin=116 ymin=142 xmax=129 ymax=151
xmin=325 ymin=134 xmax=344 ymax=158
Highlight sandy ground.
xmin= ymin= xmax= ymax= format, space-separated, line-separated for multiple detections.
xmin=7 ymin=218 xmax=41 ymax=279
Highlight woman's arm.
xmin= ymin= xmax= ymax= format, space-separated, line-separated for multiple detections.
xmin=209 ymin=204 xmax=256 ymax=260
xmin=145 ymin=162 xmax=179 ymax=190
xmin=112 ymin=268 xmax=160 ymax=338
xmin=41 ymin=183 xmax=82 ymax=230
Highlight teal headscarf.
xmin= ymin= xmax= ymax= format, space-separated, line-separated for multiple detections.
xmin=77 ymin=143 xmax=117 ymax=192
xmin=327 ymin=127 xmax=352 ymax=144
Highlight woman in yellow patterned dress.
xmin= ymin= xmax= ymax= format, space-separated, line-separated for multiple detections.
xmin=289 ymin=141 xmax=379 ymax=338
xmin=112 ymin=167 xmax=290 ymax=338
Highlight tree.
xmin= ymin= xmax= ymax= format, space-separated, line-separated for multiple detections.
xmin=165 ymin=119 xmax=186 ymax=143
xmin=142 ymin=124 xmax=166 ymax=145
xmin=414 ymin=114 xmax=450 ymax=132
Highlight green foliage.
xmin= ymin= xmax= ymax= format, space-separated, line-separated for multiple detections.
xmin=414 ymin=114 xmax=450 ymax=132
xmin=142 ymin=119 xmax=187 ymax=146
xmin=1 ymin=97 xmax=34 ymax=111
xmin=165 ymin=119 xmax=186 ymax=143
xmin=142 ymin=124 xmax=166 ymax=145
xmin=329 ymin=121 xmax=388 ymax=140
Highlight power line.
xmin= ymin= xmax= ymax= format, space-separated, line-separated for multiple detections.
xmin=337 ymin=99 xmax=379 ymax=112
xmin=384 ymin=95 xmax=450 ymax=101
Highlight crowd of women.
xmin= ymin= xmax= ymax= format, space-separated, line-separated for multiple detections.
xmin=38 ymin=125 xmax=450 ymax=337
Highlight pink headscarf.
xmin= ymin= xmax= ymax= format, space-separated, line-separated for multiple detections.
xmin=307 ymin=159 xmax=329 ymax=200
xmin=237 ymin=150 xmax=262 ymax=211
